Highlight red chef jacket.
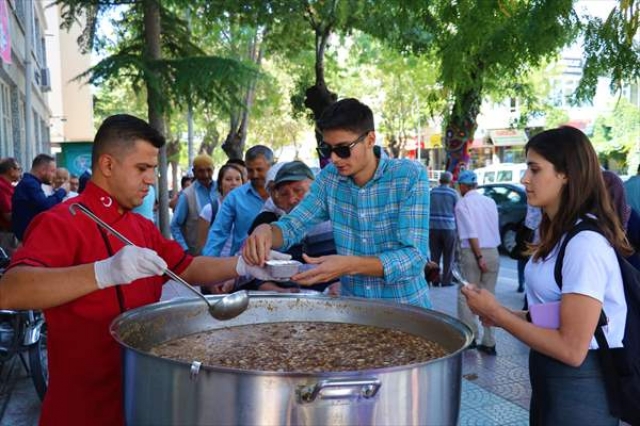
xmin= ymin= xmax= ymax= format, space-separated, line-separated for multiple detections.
xmin=9 ymin=182 xmax=193 ymax=426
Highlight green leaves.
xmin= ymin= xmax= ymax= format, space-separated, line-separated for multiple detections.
xmin=577 ymin=0 xmax=640 ymax=103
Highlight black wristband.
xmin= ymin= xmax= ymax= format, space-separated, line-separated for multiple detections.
xmin=475 ymin=254 xmax=483 ymax=261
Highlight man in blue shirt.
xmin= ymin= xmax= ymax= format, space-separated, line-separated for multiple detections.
xmin=624 ymin=164 xmax=640 ymax=213
xmin=170 ymin=154 xmax=216 ymax=254
xmin=12 ymin=154 xmax=67 ymax=241
xmin=133 ymin=184 xmax=156 ymax=223
xmin=429 ymin=171 xmax=459 ymax=286
xmin=203 ymin=146 xmax=273 ymax=257
xmin=242 ymin=98 xmax=432 ymax=308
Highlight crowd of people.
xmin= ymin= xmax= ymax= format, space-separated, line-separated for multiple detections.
xmin=0 ymin=98 xmax=634 ymax=426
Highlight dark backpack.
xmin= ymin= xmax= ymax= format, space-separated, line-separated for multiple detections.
xmin=555 ymin=219 xmax=640 ymax=425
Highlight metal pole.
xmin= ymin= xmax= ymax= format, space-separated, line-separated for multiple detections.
xmin=187 ymin=102 xmax=194 ymax=167
xmin=417 ymin=99 xmax=421 ymax=162
xmin=186 ymin=8 xmax=194 ymax=168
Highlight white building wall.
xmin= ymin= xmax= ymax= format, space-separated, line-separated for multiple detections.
xmin=44 ymin=1 xmax=93 ymax=145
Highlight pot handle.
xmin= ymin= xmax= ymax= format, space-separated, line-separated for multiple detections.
xmin=298 ymin=378 xmax=381 ymax=403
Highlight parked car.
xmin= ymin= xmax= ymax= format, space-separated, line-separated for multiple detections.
xmin=476 ymin=183 xmax=527 ymax=249
xmin=474 ymin=163 xmax=527 ymax=186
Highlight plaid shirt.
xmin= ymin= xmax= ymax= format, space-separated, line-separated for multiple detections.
xmin=276 ymin=156 xmax=432 ymax=308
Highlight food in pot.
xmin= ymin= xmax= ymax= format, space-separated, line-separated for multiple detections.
xmin=149 ymin=322 xmax=448 ymax=372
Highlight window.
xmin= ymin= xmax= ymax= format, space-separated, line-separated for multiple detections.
xmin=0 ymin=81 xmax=12 ymax=157
xmin=14 ymin=0 xmax=26 ymax=27
xmin=496 ymin=170 xmax=513 ymax=182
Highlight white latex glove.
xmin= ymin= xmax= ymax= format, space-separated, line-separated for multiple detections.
xmin=94 ymin=246 xmax=168 ymax=289
xmin=236 ymin=250 xmax=292 ymax=281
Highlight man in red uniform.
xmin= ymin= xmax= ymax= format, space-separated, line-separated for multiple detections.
xmin=0 ymin=115 xmax=279 ymax=426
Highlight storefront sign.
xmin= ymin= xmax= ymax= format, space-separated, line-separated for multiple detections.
xmin=488 ymin=129 xmax=528 ymax=146
xmin=0 ymin=0 xmax=11 ymax=64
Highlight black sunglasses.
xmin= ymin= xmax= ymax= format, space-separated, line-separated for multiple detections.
xmin=316 ymin=130 xmax=371 ymax=159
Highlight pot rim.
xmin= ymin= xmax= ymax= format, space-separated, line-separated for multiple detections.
xmin=110 ymin=293 xmax=473 ymax=377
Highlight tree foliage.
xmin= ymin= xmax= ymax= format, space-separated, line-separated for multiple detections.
xmin=360 ymin=0 xmax=579 ymax=174
xmin=577 ymin=0 xmax=640 ymax=102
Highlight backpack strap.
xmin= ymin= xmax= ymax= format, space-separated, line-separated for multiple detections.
xmin=553 ymin=219 xmax=609 ymax=328
xmin=553 ymin=218 xmax=621 ymax=417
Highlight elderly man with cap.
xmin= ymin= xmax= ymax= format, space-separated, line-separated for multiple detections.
xmin=429 ymin=171 xmax=459 ymax=287
xmin=170 ymin=154 xmax=216 ymax=254
xmin=454 ymin=169 xmax=501 ymax=355
xmin=244 ymin=161 xmax=338 ymax=293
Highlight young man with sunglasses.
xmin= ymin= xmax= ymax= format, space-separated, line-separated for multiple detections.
xmin=243 ymin=98 xmax=432 ymax=308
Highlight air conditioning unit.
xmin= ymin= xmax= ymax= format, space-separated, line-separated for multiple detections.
xmin=40 ymin=68 xmax=51 ymax=92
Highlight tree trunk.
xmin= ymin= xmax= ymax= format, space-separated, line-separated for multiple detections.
xmin=304 ymin=26 xmax=337 ymax=168
xmin=444 ymin=88 xmax=482 ymax=179
xmin=222 ymin=29 xmax=264 ymax=161
xmin=222 ymin=110 xmax=243 ymax=159
xmin=199 ymin=125 xmax=220 ymax=157
xmin=166 ymin=137 xmax=181 ymax=195
xmin=143 ymin=0 xmax=169 ymax=236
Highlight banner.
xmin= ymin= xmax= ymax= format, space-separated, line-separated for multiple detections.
xmin=0 ymin=0 xmax=10 ymax=64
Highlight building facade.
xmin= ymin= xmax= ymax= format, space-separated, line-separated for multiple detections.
xmin=0 ymin=0 xmax=51 ymax=167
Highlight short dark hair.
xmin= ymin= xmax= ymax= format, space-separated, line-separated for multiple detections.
xmin=0 ymin=157 xmax=19 ymax=174
xmin=226 ymin=158 xmax=246 ymax=168
xmin=245 ymin=145 xmax=274 ymax=164
xmin=316 ymin=98 xmax=374 ymax=134
xmin=92 ymin=114 xmax=165 ymax=169
xmin=32 ymin=154 xmax=55 ymax=170
xmin=180 ymin=175 xmax=192 ymax=189
xmin=70 ymin=173 xmax=79 ymax=179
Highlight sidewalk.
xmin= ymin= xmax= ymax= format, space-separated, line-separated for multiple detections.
xmin=0 ymin=257 xmax=531 ymax=425
xmin=429 ymin=257 xmax=531 ymax=425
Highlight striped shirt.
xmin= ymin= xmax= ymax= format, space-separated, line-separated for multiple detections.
xmin=276 ymin=156 xmax=432 ymax=308
xmin=429 ymin=184 xmax=458 ymax=230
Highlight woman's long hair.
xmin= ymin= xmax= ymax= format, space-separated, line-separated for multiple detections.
xmin=527 ymin=127 xmax=632 ymax=260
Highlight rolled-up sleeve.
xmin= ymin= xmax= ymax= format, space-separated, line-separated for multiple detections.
xmin=378 ymin=167 xmax=430 ymax=284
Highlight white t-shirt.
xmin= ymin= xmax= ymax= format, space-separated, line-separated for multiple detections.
xmin=525 ymin=230 xmax=627 ymax=349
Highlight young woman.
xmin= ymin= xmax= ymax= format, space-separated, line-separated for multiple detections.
xmin=196 ymin=163 xmax=245 ymax=254
xmin=462 ymin=126 xmax=629 ymax=425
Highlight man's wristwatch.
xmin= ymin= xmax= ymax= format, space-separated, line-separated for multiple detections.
xmin=475 ymin=254 xmax=483 ymax=261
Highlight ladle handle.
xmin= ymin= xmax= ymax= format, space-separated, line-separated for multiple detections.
xmin=69 ymin=203 xmax=211 ymax=304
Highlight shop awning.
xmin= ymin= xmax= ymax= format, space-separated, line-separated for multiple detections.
xmin=488 ymin=129 xmax=528 ymax=147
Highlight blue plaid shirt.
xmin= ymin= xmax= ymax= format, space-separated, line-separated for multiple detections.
xmin=276 ymin=156 xmax=432 ymax=308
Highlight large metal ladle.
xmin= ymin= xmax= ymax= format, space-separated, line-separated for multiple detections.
xmin=69 ymin=203 xmax=249 ymax=320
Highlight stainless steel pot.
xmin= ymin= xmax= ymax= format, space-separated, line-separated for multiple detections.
xmin=111 ymin=294 xmax=472 ymax=426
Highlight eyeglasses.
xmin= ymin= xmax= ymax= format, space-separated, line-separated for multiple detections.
xmin=316 ymin=130 xmax=371 ymax=159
